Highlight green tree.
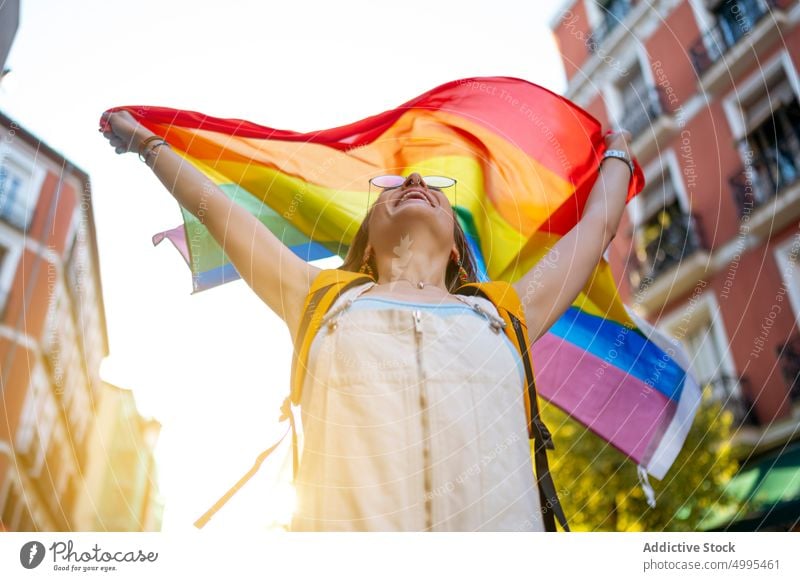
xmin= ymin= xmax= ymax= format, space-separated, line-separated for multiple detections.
xmin=540 ymin=384 xmax=740 ymax=531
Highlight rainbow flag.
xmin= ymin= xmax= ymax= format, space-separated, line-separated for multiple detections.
xmin=101 ymin=76 xmax=700 ymax=494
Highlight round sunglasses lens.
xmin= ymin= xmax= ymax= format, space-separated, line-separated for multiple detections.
xmin=370 ymin=175 xmax=405 ymax=189
xmin=423 ymin=176 xmax=455 ymax=188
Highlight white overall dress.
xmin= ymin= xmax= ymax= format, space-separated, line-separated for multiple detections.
xmin=289 ymin=281 xmax=544 ymax=532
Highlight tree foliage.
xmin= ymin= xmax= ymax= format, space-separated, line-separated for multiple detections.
xmin=540 ymin=385 xmax=740 ymax=531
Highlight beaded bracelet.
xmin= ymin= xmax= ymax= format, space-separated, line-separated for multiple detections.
xmin=137 ymin=135 xmax=166 ymax=162
xmin=143 ymin=140 xmax=171 ymax=166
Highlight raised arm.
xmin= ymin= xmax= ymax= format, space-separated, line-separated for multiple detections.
xmin=101 ymin=110 xmax=320 ymax=341
xmin=512 ymin=130 xmax=633 ymax=345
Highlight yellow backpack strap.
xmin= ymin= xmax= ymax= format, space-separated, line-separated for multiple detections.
xmin=290 ymin=268 xmax=375 ymax=405
xmin=456 ymin=280 xmax=570 ymax=532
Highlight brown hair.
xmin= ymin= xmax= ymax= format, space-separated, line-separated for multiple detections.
xmin=340 ymin=203 xmax=479 ymax=292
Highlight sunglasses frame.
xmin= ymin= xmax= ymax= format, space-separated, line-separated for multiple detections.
xmin=367 ymin=174 xmax=458 ymax=209
xmin=369 ymin=174 xmax=457 ymax=189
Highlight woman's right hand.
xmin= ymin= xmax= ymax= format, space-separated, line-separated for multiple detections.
xmin=100 ymin=110 xmax=155 ymax=156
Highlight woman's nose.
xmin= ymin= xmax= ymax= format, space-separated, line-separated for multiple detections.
xmin=404 ymin=172 xmax=425 ymax=187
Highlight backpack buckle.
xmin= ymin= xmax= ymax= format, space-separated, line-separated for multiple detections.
xmin=278 ymin=395 xmax=293 ymax=422
xmin=490 ymin=320 xmax=505 ymax=334
xmin=531 ymin=418 xmax=555 ymax=451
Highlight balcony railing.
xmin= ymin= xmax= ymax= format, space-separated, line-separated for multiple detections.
xmin=708 ymin=374 xmax=760 ymax=427
xmin=622 ymin=86 xmax=671 ymax=139
xmin=776 ymin=332 xmax=800 ymax=404
xmin=586 ymin=0 xmax=635 ymax=53
xmin=689 ymin=0 xmax=792 ymax=76
xmin=729 ymin=146 xmax=800 ymax=217
xmin=629 ymin=209 xmax=706 ymax=290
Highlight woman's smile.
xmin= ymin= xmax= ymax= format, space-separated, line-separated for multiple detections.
xmin=389 ymin=186 xmax=441 ymax=210
xmin=396 ymin=190 xmax=434 ymax=207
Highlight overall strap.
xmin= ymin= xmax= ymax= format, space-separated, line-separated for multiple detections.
xmin=290 ymin=270 xmax=375 ymax=405
xmin=456 ymin=281 xmax=571 ymax=533
xmin=506 ymin=310 xmax=570 ymax=533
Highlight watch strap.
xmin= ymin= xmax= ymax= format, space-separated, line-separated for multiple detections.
xmin=602 ymin=149 xmax=635 ymax=177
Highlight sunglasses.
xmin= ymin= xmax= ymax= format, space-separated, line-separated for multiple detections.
xmin=369 ymin=174 xmax=456 ymax=189
xmin=367 ymin=174 xmax=458 ymax=208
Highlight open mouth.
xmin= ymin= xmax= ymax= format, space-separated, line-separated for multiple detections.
xmin=394 ymin=188 xmax=435 ymax=208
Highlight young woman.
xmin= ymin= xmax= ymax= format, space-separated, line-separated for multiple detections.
xmin=101 ymin=110 xmax=634 ymax=531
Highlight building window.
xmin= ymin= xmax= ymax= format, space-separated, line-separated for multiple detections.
xmin=0 ymin=226 xmax=22 ymax=317
xmin=1 ymin=482 xmax=19 ymax=530
xmin=748 ymin=103 xmax=800 ymax=191
xmin=729 ymin=68 xmax=800 ymax=214
xmin=774 ymin=234 xmax=800 ymax=323
xmin=619 ymin=61 xmax=647 ymax=120
xmin=600 ymin=0 xmax=632 ymax=28
xmin=776 ymin=332 xmax=800 ymax=405
xmin=689 ymin=0 xmax=788 ymax=75
xmin=588 ymin=0 xmax=633 ymax=51
xmin=714 ymin=0 xmax=765 ymax=46
xmin=683 ymin=311 xmax=729 ymax=388
xmin=0 ymin=242 xmax=7 ymax=314
xmin=614 ymin=59 xmax=668 ymax=140
xmin=774 ymin=235 xmax=800 ymax=405
xmin=15 ymin=385 xmax=37 ymax=455
xmin=0 ymin=151 xmax=35 ymax=231
xmin=628 ymin=170 xmax=705 ymax=289
xmin=16 ymin=362 xmax=57 ymax=478
xmin=661 ymin=293 xmax=755 ymax=425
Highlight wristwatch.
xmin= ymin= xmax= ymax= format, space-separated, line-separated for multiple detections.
xmin=602 ymin=149 xmax=635 ymax=177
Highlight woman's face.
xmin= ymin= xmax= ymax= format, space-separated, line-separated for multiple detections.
xmin=367 ymin=172 xmax=456 ymax=254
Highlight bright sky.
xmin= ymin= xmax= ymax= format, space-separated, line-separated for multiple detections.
xmin=0 ymin=0 xmax=568 ymax=531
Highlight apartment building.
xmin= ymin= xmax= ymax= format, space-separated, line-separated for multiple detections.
xmin=0 ymin=113 xmax=161 ymax=531
xmin=551 ymin=0 xmax=800 ymax=530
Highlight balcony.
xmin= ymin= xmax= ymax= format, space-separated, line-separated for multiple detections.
xmin=623 ymin=86 xmax=668 ymax=136
xmin=728 ymin=332 xmax=800 ymax=453
xmin=708 ymin=374 xmax=760 ymax=427
xmin=777 ymin=332 xmax=800 ymax=405
xmin=623 ymin=85 xmax=676 ymax=159
xmin=566 ymin=0 xmax=651 ymax=100
xmin=586 ymin=0 xmax=635 ymax=53
xmin=627 ymin=205 xmax=710 ymax=314
xmin=629 ymin=206 xmax=706 ymax=288
xmin=689 ymin=0 xmax=792 ymax=93
xmin=729 ymin=144 xmax=800 ymax=239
